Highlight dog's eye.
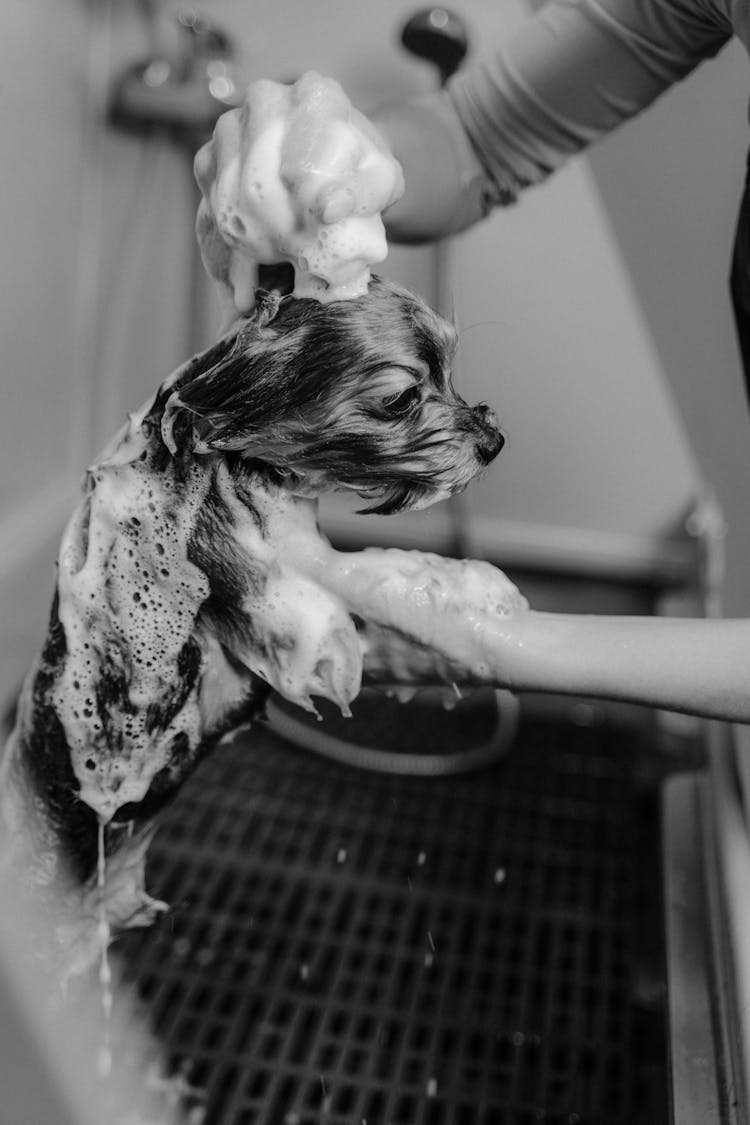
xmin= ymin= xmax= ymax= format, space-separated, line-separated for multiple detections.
xmin=382 ymin=385 xmax=421 ymax=416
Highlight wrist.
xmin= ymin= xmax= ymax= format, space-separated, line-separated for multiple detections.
xmin=371 ymin=93 xmax=495 ymax=242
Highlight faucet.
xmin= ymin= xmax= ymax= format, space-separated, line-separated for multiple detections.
xmin=109 ymin=8 xmax=242 ymax=145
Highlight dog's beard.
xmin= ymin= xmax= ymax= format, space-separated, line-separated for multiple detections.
xmin=224 ymin=406 xmax=492 ymax=514
xmin=159 ymin=275 xmax=504 ymax=515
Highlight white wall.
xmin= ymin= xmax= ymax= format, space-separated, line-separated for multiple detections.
xmin=1 ymin=0 xmax=93 ymax=700
xmin=585 ymin=37 xmax=750 ymax=612
xmin=0 ymin=0 xmax=198 ymax=699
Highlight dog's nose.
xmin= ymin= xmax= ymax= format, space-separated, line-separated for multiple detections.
xmin=472 ymin=403 xmax=505 ymax=464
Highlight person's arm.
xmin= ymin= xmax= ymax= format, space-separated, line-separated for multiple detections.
xmin=375 ymin=0 xmax=732 ymax=241
xmin=493 ymin=610 xmax=750 ymax=723
xmin=311 ymin=543 xmax=750 ymax=724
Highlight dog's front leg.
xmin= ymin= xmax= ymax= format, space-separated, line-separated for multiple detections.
xmin=308 ymin=546 xmax=531 ymax=690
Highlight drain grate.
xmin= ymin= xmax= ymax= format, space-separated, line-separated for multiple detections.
xmin=117 ymin=710 xmax=668 ymax=1125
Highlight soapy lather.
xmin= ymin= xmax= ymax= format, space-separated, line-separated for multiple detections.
xmin=194 ymin=71 xmax=405 ymax=310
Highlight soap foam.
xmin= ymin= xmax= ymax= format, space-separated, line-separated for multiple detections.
xmin=195 ymin=71 xmax=404 ymax=307
xmin=54 ymin=420 xmax=211 ymax=822
xmin=52 ymin=416 xmax=365 ymax=825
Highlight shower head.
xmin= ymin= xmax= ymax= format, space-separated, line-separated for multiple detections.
xmin=400 ymin=7 xmax=469 ymax=85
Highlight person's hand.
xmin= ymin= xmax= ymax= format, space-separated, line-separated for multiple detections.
xmin=193 ymin=71 xmax=404 ymax=314
xmin=278 ymin=75 xmax=404 ymax=226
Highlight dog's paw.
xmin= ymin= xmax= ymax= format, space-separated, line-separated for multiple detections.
xmin=242 ymin=571 xmax=363 ymax=716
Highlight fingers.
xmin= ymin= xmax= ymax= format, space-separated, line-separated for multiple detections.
xmin=316 ymin=158 xmax=405 ymax=224
xmin=192 ymin=72 xmax=404 ymax=303
xmin=319 ymin=186 xmax=357 ymax=224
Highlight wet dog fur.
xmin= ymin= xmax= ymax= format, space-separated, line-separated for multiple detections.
xmin=1 ymin=273 xmax=505 ymax=960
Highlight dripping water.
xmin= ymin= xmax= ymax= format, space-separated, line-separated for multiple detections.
xmin=96 ymin=817 xmax=113 ymax=1078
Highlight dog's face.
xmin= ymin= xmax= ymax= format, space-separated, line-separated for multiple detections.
xmin=161 ymin=275 xmax=504 ymax=514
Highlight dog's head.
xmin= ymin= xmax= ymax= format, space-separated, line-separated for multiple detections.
xmin=160 ymin=273 xmax=504 ymax=514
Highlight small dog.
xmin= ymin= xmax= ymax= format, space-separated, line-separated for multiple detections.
xmin=0 ymin=272 xmax=510 ymax=969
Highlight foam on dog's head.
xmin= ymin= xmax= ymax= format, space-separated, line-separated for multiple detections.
xmin=194 ymin=72 xmax=404 ymax=310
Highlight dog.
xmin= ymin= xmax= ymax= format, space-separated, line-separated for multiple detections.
xmin=0 ymin=271 xmax=517 ymax=971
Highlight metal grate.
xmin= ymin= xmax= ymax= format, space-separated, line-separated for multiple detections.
xmin=117 ymin=709 xmax=669 ymax=1125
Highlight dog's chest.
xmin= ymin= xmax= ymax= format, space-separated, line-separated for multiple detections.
xmin=49 ymin=449 xmax=214 ymax=821
xmin=40 ymin=439 xmax=360 ymax=827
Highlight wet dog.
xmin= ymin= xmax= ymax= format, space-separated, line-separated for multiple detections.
xmin=161 ymin=273 xmax=503 ymax=510
xmin=0 ymin=273 xmax=509 ymax=970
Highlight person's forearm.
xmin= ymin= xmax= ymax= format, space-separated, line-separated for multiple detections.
xmin=497 ymin=611 xmax=750 ymax=722
xmin=375 ymin=0 xmax=730 ymax=243
xmin=449 ymin=0 xmax=728 ymax=202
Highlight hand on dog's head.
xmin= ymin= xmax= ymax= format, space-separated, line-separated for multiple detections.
xmin=161 ymin=270 xmax=504 ymax=514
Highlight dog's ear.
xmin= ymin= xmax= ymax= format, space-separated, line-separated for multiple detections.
xmin=159 ymin=311 xmax=294 ymax=457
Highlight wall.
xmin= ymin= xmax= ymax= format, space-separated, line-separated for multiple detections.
xmin=585 ymin=37 xmax=750 ymax=612
xmin=0 ymin=0 xmax=197 ymax=699
xmin=446 ymin=14 xmax=750 ymax=608
xmin=1 ymin=0 xmax=93 ymax=701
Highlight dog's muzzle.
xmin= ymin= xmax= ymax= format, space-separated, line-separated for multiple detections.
xmin=472 ymin=404 xmax=505 ymax=465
